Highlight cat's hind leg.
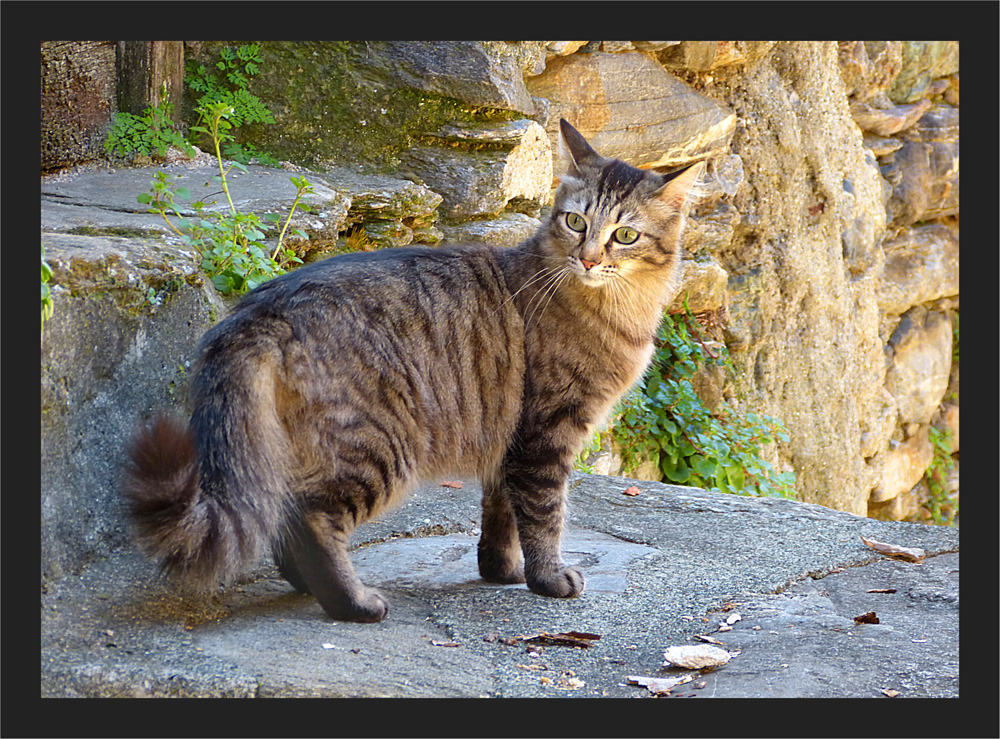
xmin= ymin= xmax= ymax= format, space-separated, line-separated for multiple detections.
xmin=273 ymin=531 xmax=311 ymax=595
xmin=279 ymin=507 xmax=388 ymax=622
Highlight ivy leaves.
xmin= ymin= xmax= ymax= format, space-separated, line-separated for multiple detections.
xmin=612 ymin=305 xmax=796 ymax=499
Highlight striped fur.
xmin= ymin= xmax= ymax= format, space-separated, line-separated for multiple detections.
xmin=121 ymin=120 xmax=703 ymax=621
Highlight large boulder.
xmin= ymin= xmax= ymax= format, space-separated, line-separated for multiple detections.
xmin=41 ymin=233 xmax=226 ymax=581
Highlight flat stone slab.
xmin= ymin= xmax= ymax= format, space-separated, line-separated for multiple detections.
xmin=40 ymin=475 xmax=959 ymax=699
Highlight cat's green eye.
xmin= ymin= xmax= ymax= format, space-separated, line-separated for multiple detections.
xmin=565 ymin=212 xmax=587 ymax=233
xmin=614 ymin=227 xmax=639 ymax=245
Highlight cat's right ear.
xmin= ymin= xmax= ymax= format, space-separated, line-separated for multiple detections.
xmin=559 ymin=119 xmax=600 ymax=176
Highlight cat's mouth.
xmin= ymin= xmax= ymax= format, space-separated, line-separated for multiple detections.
xmin=575 ymin=271 xmax=607 ymax=287
xmin=570 ymin=259 xmax=615 ymax=288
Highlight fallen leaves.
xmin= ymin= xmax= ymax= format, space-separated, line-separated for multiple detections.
xmin=623 ymin=486 xmax=641 ymax=497
xmin=861 ymin=536 xmax=925 ymax=563
xmin=853 ymin=611 xmax=880 ymax=625
xmin=626 ymin=674 xmax=693 ymax=696
xmin=521 ymin=631 xmax=601 ymax=648
xmin=867 ymin=588 xmax=898 ymax=594
xmin=439 ymin=480 xmax=463 ymax=489
xmin=430 ymin=640 xmax=461 ymax=647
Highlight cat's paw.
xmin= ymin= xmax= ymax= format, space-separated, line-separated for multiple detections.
xmin=478 ymin=544 xmax=527 ymax=584
xmin=527 ymin=566 xmax=585 ymax=599
xmin=319 ymin=588 xmax=390 ymax=623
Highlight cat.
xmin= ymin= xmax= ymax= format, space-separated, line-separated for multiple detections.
xmin=122 ymin=119 xmax=704 ymax=622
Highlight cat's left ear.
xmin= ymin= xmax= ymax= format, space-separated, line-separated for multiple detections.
xmin=652 ymin=160 xmax=707 ymax=212
xmin=559 ymin=119 xmax=601 ymax=176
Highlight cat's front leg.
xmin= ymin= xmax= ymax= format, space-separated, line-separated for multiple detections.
xmin=478 ymin=476 xmax=526 ymax=584
xmin=504 ymin=451 xmax=584 ymax=599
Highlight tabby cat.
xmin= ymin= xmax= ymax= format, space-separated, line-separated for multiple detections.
xmin=122 ymin=119 xmax=704 ymax=622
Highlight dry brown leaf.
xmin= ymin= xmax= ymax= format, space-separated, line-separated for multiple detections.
xmin=867 ymin=588 xmax=898 ymax=594
xmin=430 ymin=640 xmax=461 ymax=647
xmin=881 ymin=688 xmax=900 ymax=698
xmin=440 ymin=480 xmax=463 ymax=489
xmin=861 ymin=536 xmax=925 ymax=562
xmin=695 ymin=635 xmax=725 ymax=645
xmin=520 ymin=631 xmax=601 ymax=648
xmin=623 ymin=486 xmax=641 ymax=496
xmin=627 ymin=674 xmax=692 ymax=695
xmin=853 ymin=611 xmax=880 ymax=624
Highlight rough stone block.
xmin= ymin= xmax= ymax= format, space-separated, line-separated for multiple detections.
xmin=527 ymin=52 xmax=736 ymax=170
xmin=355 ymin=41 xmax=538 ymax=115
xmin=877 ymin=222 xmax=959 ymax=315
xmin=438 ymin=213 xmax=541 ymax=248
xmin=860 ymin=387 xmax=898 ymax=460
xmin=869 ymin=425 xmax=933 ymax=503
xmin=656 ymin=41 xmax=777 ymax=72
xmin=888 ymin=41 xmax=960 ymax=103
xmin=670 ymin=258 xmax=729 ymax=313
xmin=41 ymin=233 xmax=227 ymax=581
xmin=885 ymin=307 xmax=953 ymax=425
xmin=838 ymin=41 xmax=902 ymax=102
xmin=401 ymin=119 xmax=551 ymax=221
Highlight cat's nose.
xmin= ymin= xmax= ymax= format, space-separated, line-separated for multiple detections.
xmin=580 ymin=258 xmax=599 ymax=271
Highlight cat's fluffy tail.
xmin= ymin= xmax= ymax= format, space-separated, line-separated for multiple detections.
xmin=122 ymin=360 xmax=291 ymax=589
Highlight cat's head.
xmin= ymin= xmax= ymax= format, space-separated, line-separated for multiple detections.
xmin=545 ymin=119 xmax=705 ymax=295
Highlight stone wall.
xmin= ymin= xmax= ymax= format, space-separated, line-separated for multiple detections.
xmin=41 ymin=41 xmax=959 ymax=584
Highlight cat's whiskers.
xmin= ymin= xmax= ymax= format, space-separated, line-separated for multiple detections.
xmin=524 ymin=266 xmax=571 ymax=331
xmin=493 ymin=262 xmax=563 ymax=317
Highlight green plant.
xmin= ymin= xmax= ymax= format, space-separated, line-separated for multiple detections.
xmin=924 ymin=426 xmax=957 ymax=526
xmin=41 ymin=243 xmax=54 ymax=332
xmin=186 ymin=44 xmax=275 ymax=131
xmin=138 ymin=102 xmax=311 ymax=295
xmin=601 ymin=301 xmax=796 ymax=498
xmin=222 ymin=141 xmax=282 ymax=168
xmin=104 ymin=94 xmax=195 ymax=160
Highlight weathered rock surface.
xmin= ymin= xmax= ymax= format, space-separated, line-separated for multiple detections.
xmin=437 ymin=213 xmax=542 ymax=248
xmin=353 ymin=41 xmax=538 ymax=116
xmin=880 ymin=105 xmax=959 ymax=227
xmin=318 ymin=165 xmax=443 ymax=247
xmin=527 ymin=51 xmax=737 ymax=169
xmin=710 ymin=42 xmax=891 ymax=515
xmin=670 ymin=258 xmax=729 ymax=313
xmin=656 ymin=41 xmax=777 ymax=72
xmin=40 ymin=160 xmax=446 ymax=252
xmin=877 ymin=222 xmax=959 ymax=315
xmin=869 ymin=426 xmax=934 ymax=504
xmin=838 ymin=41 xmax=903 ymax=102
xmin=888 ymin=41 xmax=960 ymax=103
xmin=41 ymin=233 xmax=226 ymax=581
xmin=401 ymin=119 xmax=551 ymax=221
xmin=850 ymin=99 xmax=931 ymax=137
xmin=40 ymin=476 xmax=960 ymax=702
xmin=884 ymin=306 xmax=953 ymax=425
